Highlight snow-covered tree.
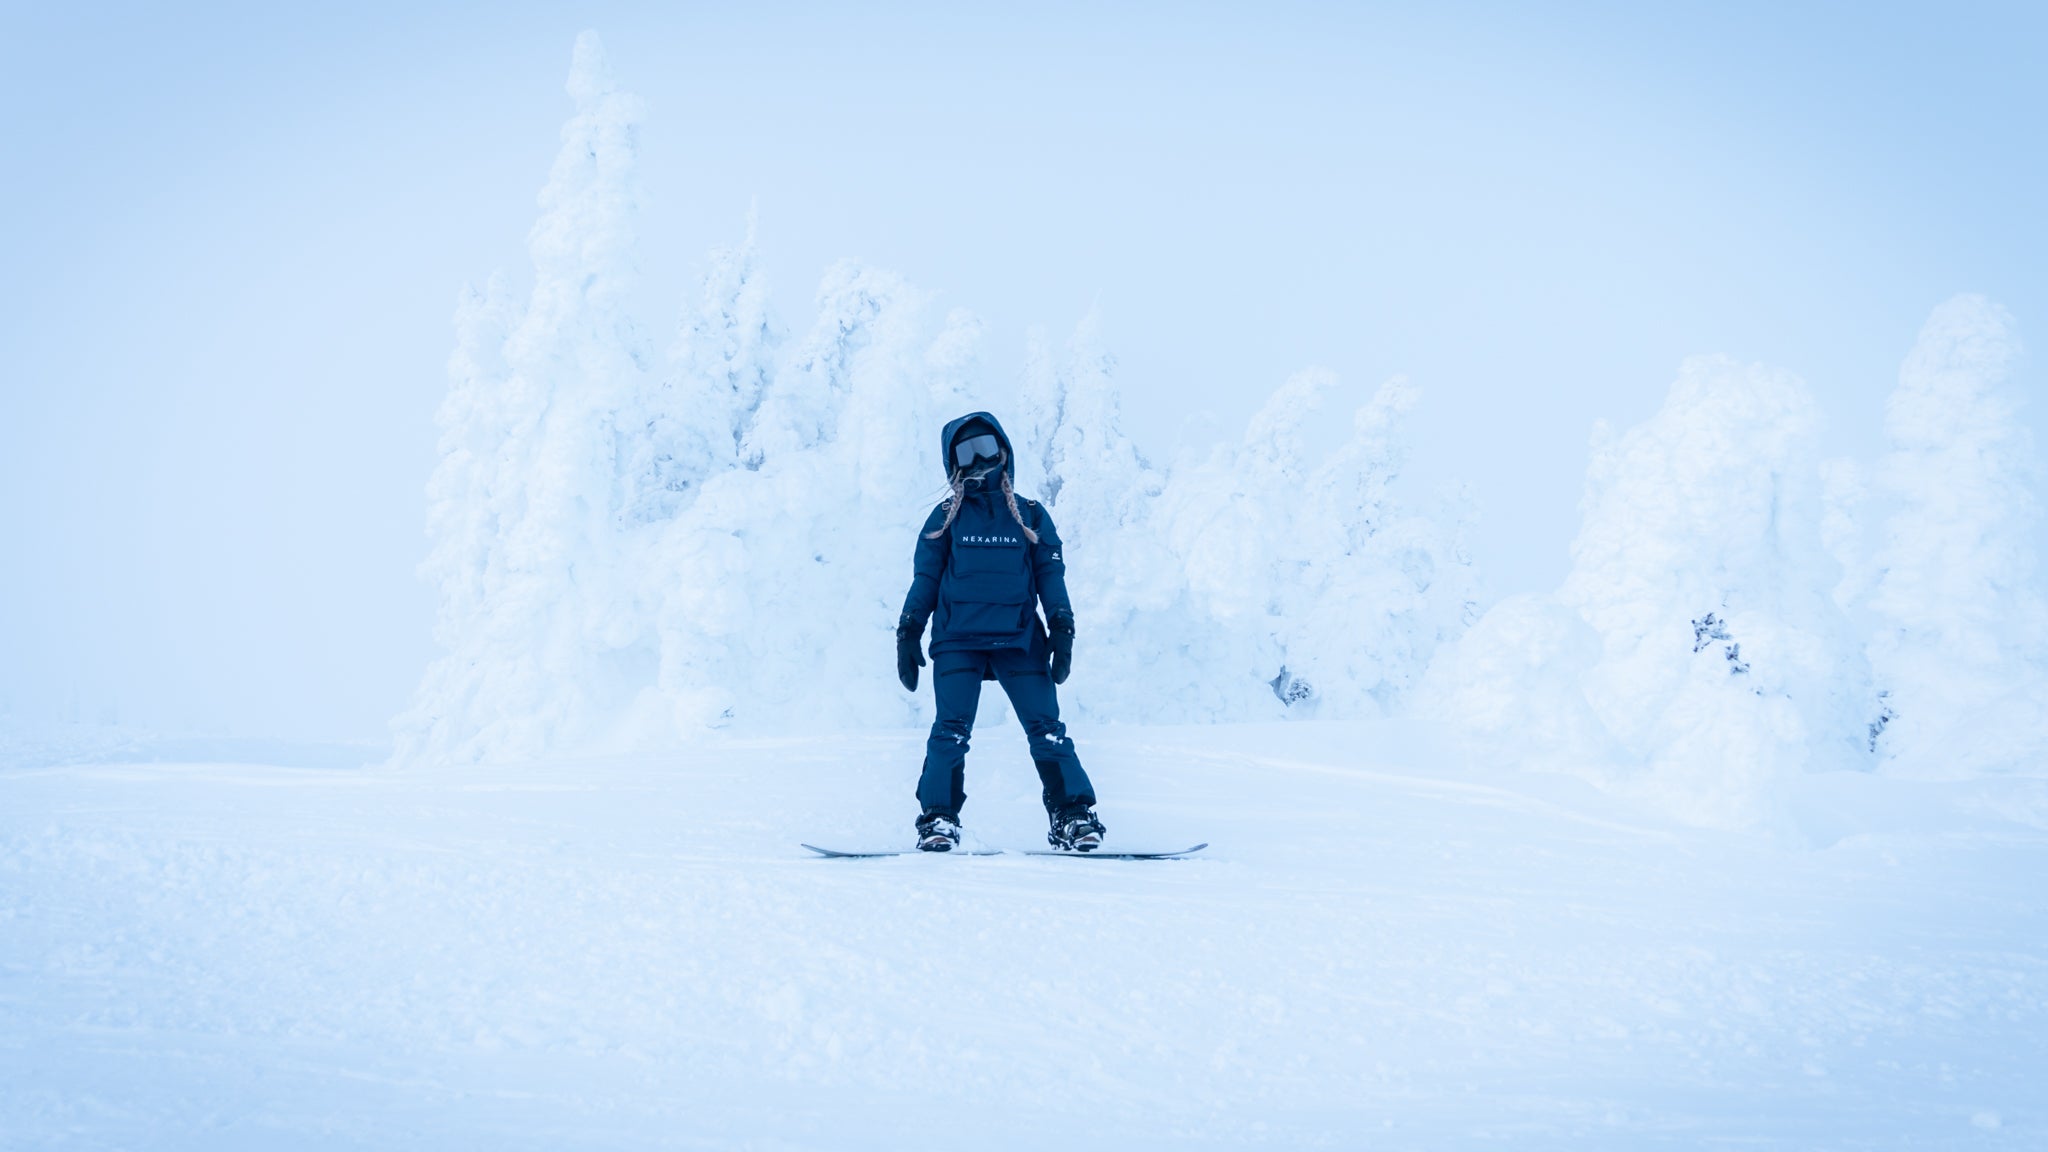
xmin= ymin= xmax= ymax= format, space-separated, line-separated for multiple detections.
xmin=1145 ymin=368 xmax=1478 ymax=719
xmin=1864 ymin=295 xmax=2048 ymax=777
xmin=1028 ymin=309 xmax=1162 ymax=526
xmin=632 ymin=262 xmax=968 ymax=737
xmin=1287 ymin=377 xmax=1481 ymax=714
xmin=400 ymin=31 xmax=1482 ymax=759
xmin=1424 ymin=356 xmax=1871 ymax=828
xmin=923 ymin=307 xmax=988 ymax=420
xmin=398 ymin=31 xmax=648 ymax=763
xmin=415 ymin=274 xmax=520 ymax=668
xmin=1014 ymin=313 xmax=1206 ymax=719
xmin=622 ymin=208 xmax=780 ymax=525
xmin=1561 ymin=357 xmax=1870 ymax=823
xmin=1160 ymin=367 xmax=1329 ymax=633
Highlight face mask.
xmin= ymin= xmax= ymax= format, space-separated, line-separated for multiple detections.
xmin=953 ymin=433 xmax=1003 ymax=471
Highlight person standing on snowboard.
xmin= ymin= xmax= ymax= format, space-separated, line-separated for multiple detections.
xmin=895 ymin=412 xmax=1105 ymax=853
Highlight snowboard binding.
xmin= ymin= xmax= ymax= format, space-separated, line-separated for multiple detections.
xmin=916 ymin=810 xmax=962 ymax=852
xmin=1047 ymin=806 xmax=1105 ymax=852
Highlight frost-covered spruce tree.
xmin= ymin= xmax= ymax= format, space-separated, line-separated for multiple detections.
xmin=645 ymin=262 xmax=960 ymax=732
xmin=403 ymin=278 xmax=522 ymax=757
xmin=1015 ymin=313 xmax=1207 ymax=720
xmin=1150 ymin=365 xmax=1472 ymax=719
xmin=1014 ymin=325 xmax=1062 ymax=502
xmin=1288 ymin=377 xmax=1481 ymax=715
xmin=739 ymin=262 xmax=918 ymax=466
xmin=1157 ymin=367 xmax=1332 ymax=716
xmin=398 ymin=32 xmax=648 ymax=763
xmin=622 ymin=209 xmax=780 ymax=525
xmin=1427 ymin=356 xmax=1869 ymax=828
xmin=1561 ymin=358 xmax=1870 ymax=825
xmin=1866 ymin=296 xmax=2048 ymax=777
xmin=599 ymin=216 xmax=786 ymax=740
xmin=1019 ymin=309 xmax=1162 ymax=525
xmin=924 ymin=307 xmax=987 ymax=422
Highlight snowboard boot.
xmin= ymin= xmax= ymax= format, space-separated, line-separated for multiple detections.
xmin=1047 ymin=805 xmax=1105 ymax=852
xmin=916 ymin=809 xmax=962 ymax=852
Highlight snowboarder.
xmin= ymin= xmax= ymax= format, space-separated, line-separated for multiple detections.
xmin=895 ymin=412 xmax=1105 ymax=853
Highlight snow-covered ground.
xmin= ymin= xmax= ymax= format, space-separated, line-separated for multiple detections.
xmin=5 ymin=722 xmax=2043 ymax=1149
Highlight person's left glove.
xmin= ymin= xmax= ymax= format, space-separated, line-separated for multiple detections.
xmin=896 ymin=614 xmax=927 ymax=692
xmin=1048 ymin=609 xmax=1075 ymax=685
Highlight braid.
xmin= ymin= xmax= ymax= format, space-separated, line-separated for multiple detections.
xmin=1001 ymin=473 xmax=1041 ymax=544
xmin=923 ymin=470 xmax=1041 ymax=544
xmin=925 ymin=472 xmax=967 ymax=538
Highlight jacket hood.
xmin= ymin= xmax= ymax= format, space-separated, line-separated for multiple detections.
xmin=939 ymin=411 xmax=1016 ymax=484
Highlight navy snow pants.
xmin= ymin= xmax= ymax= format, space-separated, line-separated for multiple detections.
xmin=917 ymin=647 xmax=1095 ymax=817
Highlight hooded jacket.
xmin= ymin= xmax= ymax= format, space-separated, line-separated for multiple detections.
xmin=900 ymin=412 xmax=1073 ymax=656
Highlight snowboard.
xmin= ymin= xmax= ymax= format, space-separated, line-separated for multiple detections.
xmin=801 ymin=842 xmax=1205 ymax=860
xmin=800 ymin=843 xmax=1003 ymax=858
xmin=1022 ymin=843 xmax=1207 ymax=860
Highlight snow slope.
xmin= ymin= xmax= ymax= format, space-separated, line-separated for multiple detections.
xmin=5 ymin=723 xmax=2044 ymax=1149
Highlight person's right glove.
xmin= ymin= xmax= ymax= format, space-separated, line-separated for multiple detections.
xmin=1048 ymin=609 xmax=1075 ymax=685
xmin=895 ymin=614 xmax=927 ymax=692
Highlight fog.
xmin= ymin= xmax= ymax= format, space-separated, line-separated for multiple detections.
xmin=4 ymin=0 xmax=2043 ymax=746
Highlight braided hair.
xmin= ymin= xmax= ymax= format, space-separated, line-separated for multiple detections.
xmin=925 ymin=467 xmax=1041 ymax=544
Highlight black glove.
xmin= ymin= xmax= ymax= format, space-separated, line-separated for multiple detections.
xmin=895 ymin=614 xmax=927 ymax=692
xmin=1048 ymin=609 xmax=1075 ymax=685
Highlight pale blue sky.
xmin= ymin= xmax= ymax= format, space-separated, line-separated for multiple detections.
xmin=3 ymin=1 xmax=2042 ymax=741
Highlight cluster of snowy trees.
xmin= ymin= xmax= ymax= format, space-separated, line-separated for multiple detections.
xmin=395 ymin=35 xmax=1477 ymax=764
xmin=401 ymin=34 xmax=2047 ymax=829
xmin=1421 ymin=296 xmax=2048 ymax=825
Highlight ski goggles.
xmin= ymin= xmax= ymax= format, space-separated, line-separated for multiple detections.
xmin=952 ymin=433 xmax=1003 ymax=468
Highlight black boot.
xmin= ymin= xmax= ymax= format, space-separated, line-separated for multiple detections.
xmin=1047 ymin=804 xmax=1105 ymax=852
xmin=916 ymin=809 xmax=962 ymax=852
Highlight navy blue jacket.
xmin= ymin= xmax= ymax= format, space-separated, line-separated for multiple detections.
xmin=901 ymin=412 xmax=1073 ymax=656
